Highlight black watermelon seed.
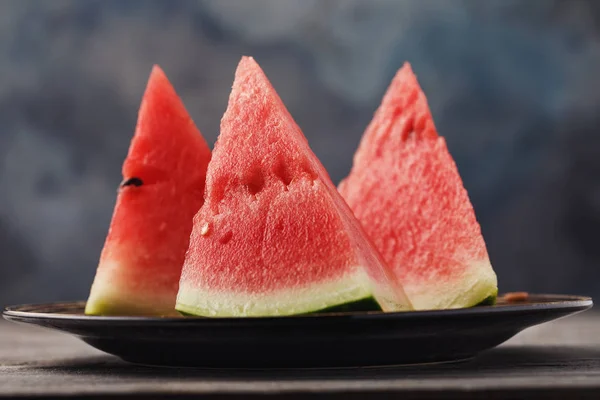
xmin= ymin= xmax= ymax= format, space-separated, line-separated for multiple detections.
xmin=120 ymin=177 xmax=143 ymax=187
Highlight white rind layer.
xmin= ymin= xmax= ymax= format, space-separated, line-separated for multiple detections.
xmin=406 ymin=258 xmax=498 ymax=310
xmin=85 ymin=259 xmax=180 ymax=316
xmin=175 ymin=267 xmax=378 ymax=317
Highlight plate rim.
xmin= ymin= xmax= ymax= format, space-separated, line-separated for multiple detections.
xmin=2 ymin=293 xmax=593 ymax=324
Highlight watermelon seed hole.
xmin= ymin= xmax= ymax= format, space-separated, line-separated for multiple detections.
xmin=219 ymin=231 xmax=233 ymax=245
xmin=301 ymin=160 xmax=318 ymax=183
xmin=274 ymin=160 xmax=293 ymax=188
xmin=246 ymin=169 xmax=265 ymax=196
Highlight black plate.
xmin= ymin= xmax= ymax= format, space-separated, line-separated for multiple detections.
xmin=2 ymin=294 xmax=592 ymax=369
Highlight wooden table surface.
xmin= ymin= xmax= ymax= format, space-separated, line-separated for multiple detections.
xmin=1 ymin=312 xmax=599 ymax=399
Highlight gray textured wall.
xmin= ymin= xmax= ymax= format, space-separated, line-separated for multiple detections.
xmin=1 ymin=0 xmax=600 ymax=305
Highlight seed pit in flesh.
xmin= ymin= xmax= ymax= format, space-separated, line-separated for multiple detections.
xmin=219 ymin=231 xmax=233 ymax=245
xmin=300 ymin=159 xmax=318 ymax=182
xmin=274 ymin=160 xmax=293 ymax=187
xmin=245 ymin=168 xmax=265 ymax=195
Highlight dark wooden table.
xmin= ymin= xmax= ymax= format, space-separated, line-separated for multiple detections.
xmin=1 ymin=313 xmax=599 ymax=399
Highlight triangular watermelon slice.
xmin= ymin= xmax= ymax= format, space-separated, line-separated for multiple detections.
xmin=175 ymin=57 xmax=412 ymax=317
xmin=339 ymin=63 xmax=497 ymax=310
xmin=85 ymin=66 xmax=212 ymax=316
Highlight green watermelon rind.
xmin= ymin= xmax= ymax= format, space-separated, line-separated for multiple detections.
xmin=177 ymin=290 xmax=496 ymax=318
xmin=84 ymin=295 xmax=181 ymax=317
xmin=177 ymin=297 xmax=382 ymax=317
xmin=175 ymin=269 xmax=383 ymax=317
xmin=177 ymin=291 xmax=495 ymax=318
xmin=457 ymin=271 xmax=498 ymax=308
xmin=474 ymin=290 xmax=498 ymax=306
xmin=406 ymin=259 xmax=498 ymax=311
xmin=174 ymin=295 xmax=376 ymax=317
xmin=313 ymin=296 xmax=382 ymax=313
xmin=175 ymin=266 xmax=497 ymax=318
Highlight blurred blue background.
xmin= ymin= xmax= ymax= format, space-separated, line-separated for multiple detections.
xmin=1 ymin=0 xmax=599 ymax=305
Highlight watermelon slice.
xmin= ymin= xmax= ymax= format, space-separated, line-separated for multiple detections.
xmin=175 ymin=56 xmax=412 ymax=317
xmin=85 ymin=66 xmax=212 ymax=316
xmin=338 ymin=63 xmax=498 ymax=310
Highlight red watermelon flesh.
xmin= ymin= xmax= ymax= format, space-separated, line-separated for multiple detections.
xmin=338 ymin=63 xmax=497 ymax=310
xmin=175 ymin=57 xmax=412 ymax=317
xmin=85 ymin=66 xmax=212 ymax=316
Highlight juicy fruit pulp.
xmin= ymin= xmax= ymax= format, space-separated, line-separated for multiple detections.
xmin=339 ymin=63 xmax=497 ymax=310
xmin=175 ymin=56 xmax=412 ymax=317
xmin=85 ymin=66 xmax=212 ymax=316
